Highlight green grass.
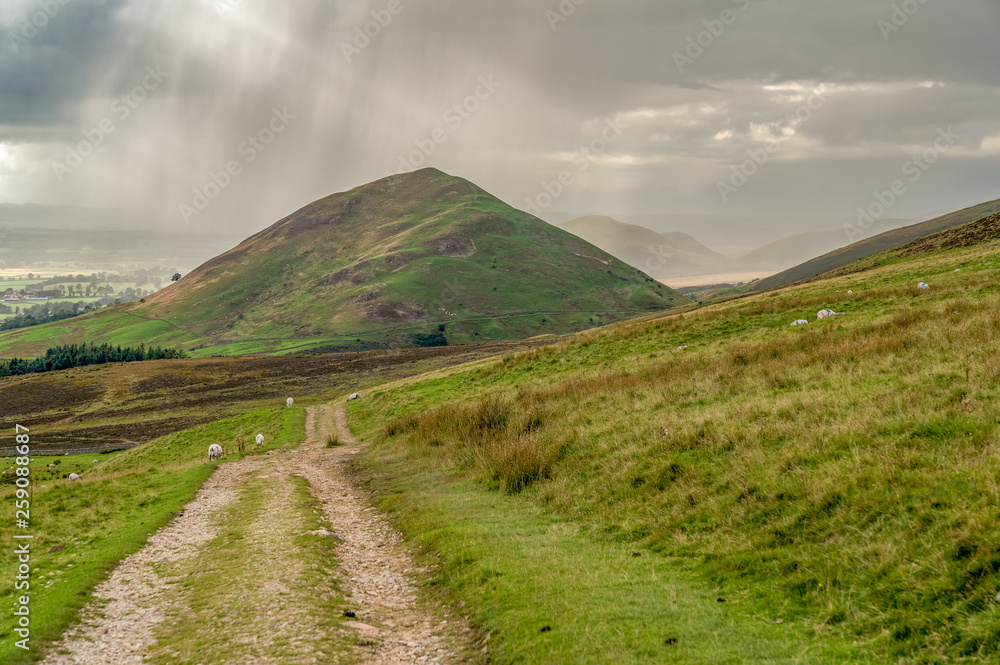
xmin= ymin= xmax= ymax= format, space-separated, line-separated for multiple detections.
xmin=360 ymin=446 xmax=874 ymax=664
xmin=96 ymin=406 xmax=305 ymax=474
xmin=0 ymin=308 xmax=198 ymax=358
xmin=348 ymin=238 xmax=1000 ymax=663
xmin=0 ymin=406 xmax=303 ymax=664
xmin=0 ymin=451 xmax=126 ymax=487
xmin=0 ymin=465 xmax=213 ymax=664
xmin=11 ymin=327 xmax=70 ymax=343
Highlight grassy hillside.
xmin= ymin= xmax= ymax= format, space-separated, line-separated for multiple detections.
xmin=0 ymin=170 xmax=684 ymax=358
xmin=752 ymin=198 xmax=1000 ymax=291
xmin=346 ymin=222 xmax=1000 ymax=663
xmin=560 ymin=215 xmax=730 ymax=278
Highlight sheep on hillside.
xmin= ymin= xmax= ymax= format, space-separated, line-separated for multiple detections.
xmin=68 ymin=473 xmax=80 ymax=481
xmin=255 ymin=434 xmax=264 ymax=446
xmin=286 ymin=397 xmax=294 ymax=408
xmin=348 ymin=393 xmax=364 ymax=401
xmin=209 ymin=444 xmax=224 ymax=461
xmin=817 ymin=309 xmax=845 ymax=320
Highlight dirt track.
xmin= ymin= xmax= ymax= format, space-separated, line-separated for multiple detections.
xmin=42 ymin=404 xmax=469 ymax=664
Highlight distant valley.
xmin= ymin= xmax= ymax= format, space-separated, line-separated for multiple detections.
xmin=557 ymin=214 xmax=922 ymax=284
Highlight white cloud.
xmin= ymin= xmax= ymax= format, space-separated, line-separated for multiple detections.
xmin=979 ymin=135 xmax=1000 ymax=154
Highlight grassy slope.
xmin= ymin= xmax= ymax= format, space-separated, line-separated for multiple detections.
xmin=0 ymin=406 xmax=305 ymax=664
xmin=348 ymin=230 xmax=1000 ymax=662
xmin=363 ymin=447 xmax=871 ymax=664
xmin=0 ymin=170 xmax=684 ymax=358
xmin=752 ymin=198 xmax=1000 ymax=292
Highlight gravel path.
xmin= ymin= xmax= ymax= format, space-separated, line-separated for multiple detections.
xmin=299 ymin=405 xmax=463 ymax=665
xmin=42 ymin=404 xmax=469 ymax=664
xmin=40 ymin=457 xmax=246 ymax=665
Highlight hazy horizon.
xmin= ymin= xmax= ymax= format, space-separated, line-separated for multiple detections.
xmin=1 ymin=0 xmax=998 ymax=247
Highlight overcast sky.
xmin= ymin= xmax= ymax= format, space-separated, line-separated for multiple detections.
xmin=0 ymin=0 xmax=998 ymax=247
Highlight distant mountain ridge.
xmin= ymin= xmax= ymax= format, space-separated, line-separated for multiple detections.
xmin=734 ymin=219 xmax=916 ymax=271
xmin=559 ymin=215 xmax=729 ymax=278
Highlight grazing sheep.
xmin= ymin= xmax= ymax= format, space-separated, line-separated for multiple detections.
xmin=209 ymin=444 xmax=224 ymax=461
xmin=255 ymin=434 xmax=264 ymax=446
xmin=286 ymin=397 xmax=294 ymax=408
xmin=68 ymin=473 xmax=80 ymax=481
xmin=918 ymin=282 xmax=930 ymax=290
xmin=348 ymin=393 xmax=363 ymax=401
xmin=790 ymin=319 xmax=809 ymax=326
xmin=817 ymin=310 xmax=846 ymax=320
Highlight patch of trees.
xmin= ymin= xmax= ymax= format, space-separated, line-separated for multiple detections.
xmin=412 ymin=333 xmax=448 ymax=348
xmin=0 ymin=343 xmax=188 ymax=377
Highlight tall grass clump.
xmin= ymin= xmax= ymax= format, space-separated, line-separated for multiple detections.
xmin=384 ymin=394 xmax=569 ymax=493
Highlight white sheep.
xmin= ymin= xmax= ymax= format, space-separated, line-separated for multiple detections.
xmin=255 ymin=434 xmax=264 ymax=446
xmin=68 ymin=473 xmax=80 ymax=481
xmin=286 ymin=397 xmax=294 ymax=408
xmin=208 ymin=444 xmax=224 ymax=461
xmin=917 ymin=282 xmax=930 ymax=290
xmin=348 ymin=393 xmax=363 ymax=401
xmin=790 ymin=319 xmax=809 ymax=326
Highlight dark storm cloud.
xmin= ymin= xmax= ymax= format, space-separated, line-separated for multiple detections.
xmin=0 ymin=0 xmax=997 ymax=251
xmin=0 ymin=0 xmax=131 ymax=127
